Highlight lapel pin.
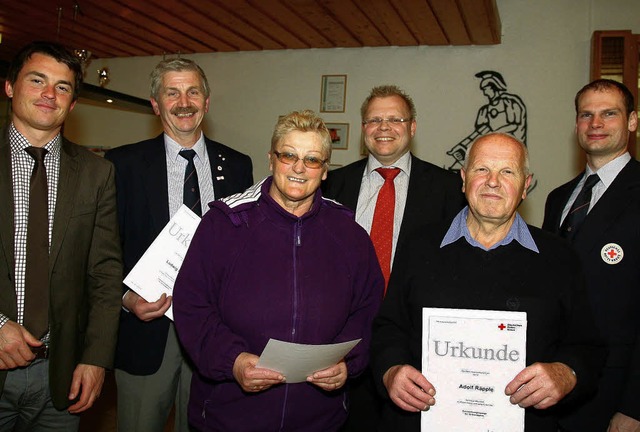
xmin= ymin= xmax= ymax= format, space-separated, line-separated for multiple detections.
xmin=601 ymin=243 xmax=623 ymax=265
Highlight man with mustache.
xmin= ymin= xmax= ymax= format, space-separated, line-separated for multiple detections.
xmin=105 ymin=58 xmax=253 ymax=432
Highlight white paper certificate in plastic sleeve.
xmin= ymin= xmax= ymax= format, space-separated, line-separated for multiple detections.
xmin=421 ymin=308 xmax=527 ymax=432
xmin=123 ymin=205 xmax=201 ymax=320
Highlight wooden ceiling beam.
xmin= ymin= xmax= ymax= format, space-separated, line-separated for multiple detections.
xmin=224 ymin=0 xmax=308 ymax=50
xmin=250 ymin=0 xmax=334 ymax=49
xmin=428 ymin=0 xmax=471 ymax=45
xmin=394 ymin=0 xmax=448 ymax=46
xmin=0 ymin=3 xmax=141 ymax=58
xmin=102 ymin=0 xmax=205 ymax=55
xmin=109 ymin=0 xmax=226 ymax=53
xmin=292 ymin=0 xmax=362 ymax=47
xmin=458 ymin=0 xmax=501 ymax=45
xmin=182 ymin=0 xmax=263 ymax=51
xmin=0 ymin=0 xmax=502 ymax=62
xmin=359 ymin=0 xmax=417 ymax=46
xmin=322 ymin=0 xmax=387 ymax=47
xmin=197 ymin=1 xmax=285 ymax=51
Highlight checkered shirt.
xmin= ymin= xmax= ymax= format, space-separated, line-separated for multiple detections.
xmin=0 ymin=124 xmax=60 ymax=344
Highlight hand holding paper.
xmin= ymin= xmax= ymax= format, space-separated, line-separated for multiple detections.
xmin=256 ymin=338 xmax=360 ymax=384
xmin=306 ymin=359 xmax=348 ymax=391
xmin=383 ymin=364 xmax=436 ymax=412
xmin=122 ymin=291 xmax=172 ymax=322
xmin=505 ymin=361 xmax=577 ymax=409
xmin=123 ymin=205 xmax=201 ymax=320
xmin=233 ymin=352 xmax=285 ymax=393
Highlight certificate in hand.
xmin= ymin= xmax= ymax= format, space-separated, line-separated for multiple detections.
xmin=123 ymin=205 xmax=201 ymax=320
xmin=422 ymin=308 xmax=527 ymax=431
xmin=256 ymin=338 xmax=360 ymax=383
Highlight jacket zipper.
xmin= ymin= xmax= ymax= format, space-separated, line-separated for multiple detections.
xmin=280 ymin=219 xmax=303 ymax=430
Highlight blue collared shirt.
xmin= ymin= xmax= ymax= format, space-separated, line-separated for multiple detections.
xmin=440 ymin=206 xmax=539 ymax=253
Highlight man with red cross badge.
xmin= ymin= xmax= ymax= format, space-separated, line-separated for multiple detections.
xmin=543 ymin=79 xmax=640 ymax=432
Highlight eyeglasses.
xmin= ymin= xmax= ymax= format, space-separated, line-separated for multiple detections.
xmin=362 ymin=117 xmax=412 ymax=126
xmin=273 ymin=151 xmax=328 ymax=169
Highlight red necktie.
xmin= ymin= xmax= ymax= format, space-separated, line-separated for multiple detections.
xmin=370 ymin=167 xmax=400 ymax=295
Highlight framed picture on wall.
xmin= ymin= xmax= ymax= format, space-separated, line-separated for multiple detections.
xmin=327 ymin=123 xmax=349 ymax=150
xmin=320 ymin=75 xmax=347 ymax=113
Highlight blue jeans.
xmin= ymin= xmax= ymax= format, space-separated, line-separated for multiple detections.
xmin=0 ymin=359 xmax=80 ymax=431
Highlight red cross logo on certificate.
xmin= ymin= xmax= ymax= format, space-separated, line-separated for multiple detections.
xmin=498 ymin=323 xmax=506 ymax=330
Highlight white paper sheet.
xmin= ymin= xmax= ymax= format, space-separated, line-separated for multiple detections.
xmin=256 ymin=338 xmax=361 ymax=383
xmin=422 ymin=308 xmax=527 ymax=432
xmin=123 ymin=205 xmax=201 ymax=320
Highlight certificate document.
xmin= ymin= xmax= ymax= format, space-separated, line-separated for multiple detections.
xmin=422 ymin=308 xmax=527 ymax=431
xmin=256 ymin=338 xmax=360 ymax=383
xmin=123 ymin=205 xmax=201 ymax=320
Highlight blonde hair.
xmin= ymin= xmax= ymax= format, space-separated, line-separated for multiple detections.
xmin=361 ymin=85 xmax=416 ymax=119
xmin=271 ymin=110 xmax=332 ymax=159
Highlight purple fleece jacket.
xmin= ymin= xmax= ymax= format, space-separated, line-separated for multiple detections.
xmin=174 ymin=177 xmax=384 ymax=431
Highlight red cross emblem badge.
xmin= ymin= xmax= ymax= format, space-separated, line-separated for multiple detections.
xmin=601 ymin=243 xmax=623 ymax=265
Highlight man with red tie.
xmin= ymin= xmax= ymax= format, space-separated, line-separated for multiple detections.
xmin=323 ymin=84 xmax=465 ymax=431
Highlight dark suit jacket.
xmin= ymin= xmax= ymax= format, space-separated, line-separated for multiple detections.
xmin=543 ymin=158 xmax=640 ymax=431
xmin=322 ymin=154 xmax=466 ymax=269
xmin=322 ymin=154 xmax=464 ymax=432
xmin=105 ymin=134 xmax=253 ymax=375
xmin=0 ymin=127 xmax=123 ymax=410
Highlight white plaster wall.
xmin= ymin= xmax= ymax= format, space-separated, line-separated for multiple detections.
xmin=64 ymin=0 xmax=640 ymax=226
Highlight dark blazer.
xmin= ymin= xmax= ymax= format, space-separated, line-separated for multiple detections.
xmin=0 ymin=127 xmax=123 ymax=410
xmin=322 ymin=154 xmax=465 ymax=268
xmin=105 ymin=134 xmax=253 ymax=375
xmin=322 ymin=153 xmax=465 ymax=432
xmin=543 ymin=158 xmax=640 ymax=431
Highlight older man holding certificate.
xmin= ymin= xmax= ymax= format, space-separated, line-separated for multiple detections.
xmin=371 ymin=133 xmax=605 ymax=432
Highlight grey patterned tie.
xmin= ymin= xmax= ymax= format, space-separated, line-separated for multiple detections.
xmin=560 ymin=174 xmax=600 ymax=240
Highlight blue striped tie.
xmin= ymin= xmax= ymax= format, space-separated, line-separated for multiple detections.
xmin=560 ymin=174 xmax=599 ymax=239
xmin=179 ymin=150 xmax=201 ymax=217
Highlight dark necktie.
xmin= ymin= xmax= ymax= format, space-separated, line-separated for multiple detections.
xmin=179 ymin=149 xmax=201 ymax=217
xmin=370 ymin=167 xmax=401 ymax=295
xmin=24 ymin=146 xmax=50 ymax=339
xmin=560 ymin=174 xmax=600 ymax=240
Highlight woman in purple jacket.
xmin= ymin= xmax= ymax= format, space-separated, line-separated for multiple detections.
xmin=173 ymin=110 xmax=384 ymax=432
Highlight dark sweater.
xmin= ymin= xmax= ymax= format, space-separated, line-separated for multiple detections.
xmin=372 ymin=221 xmax=606 ymax=432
